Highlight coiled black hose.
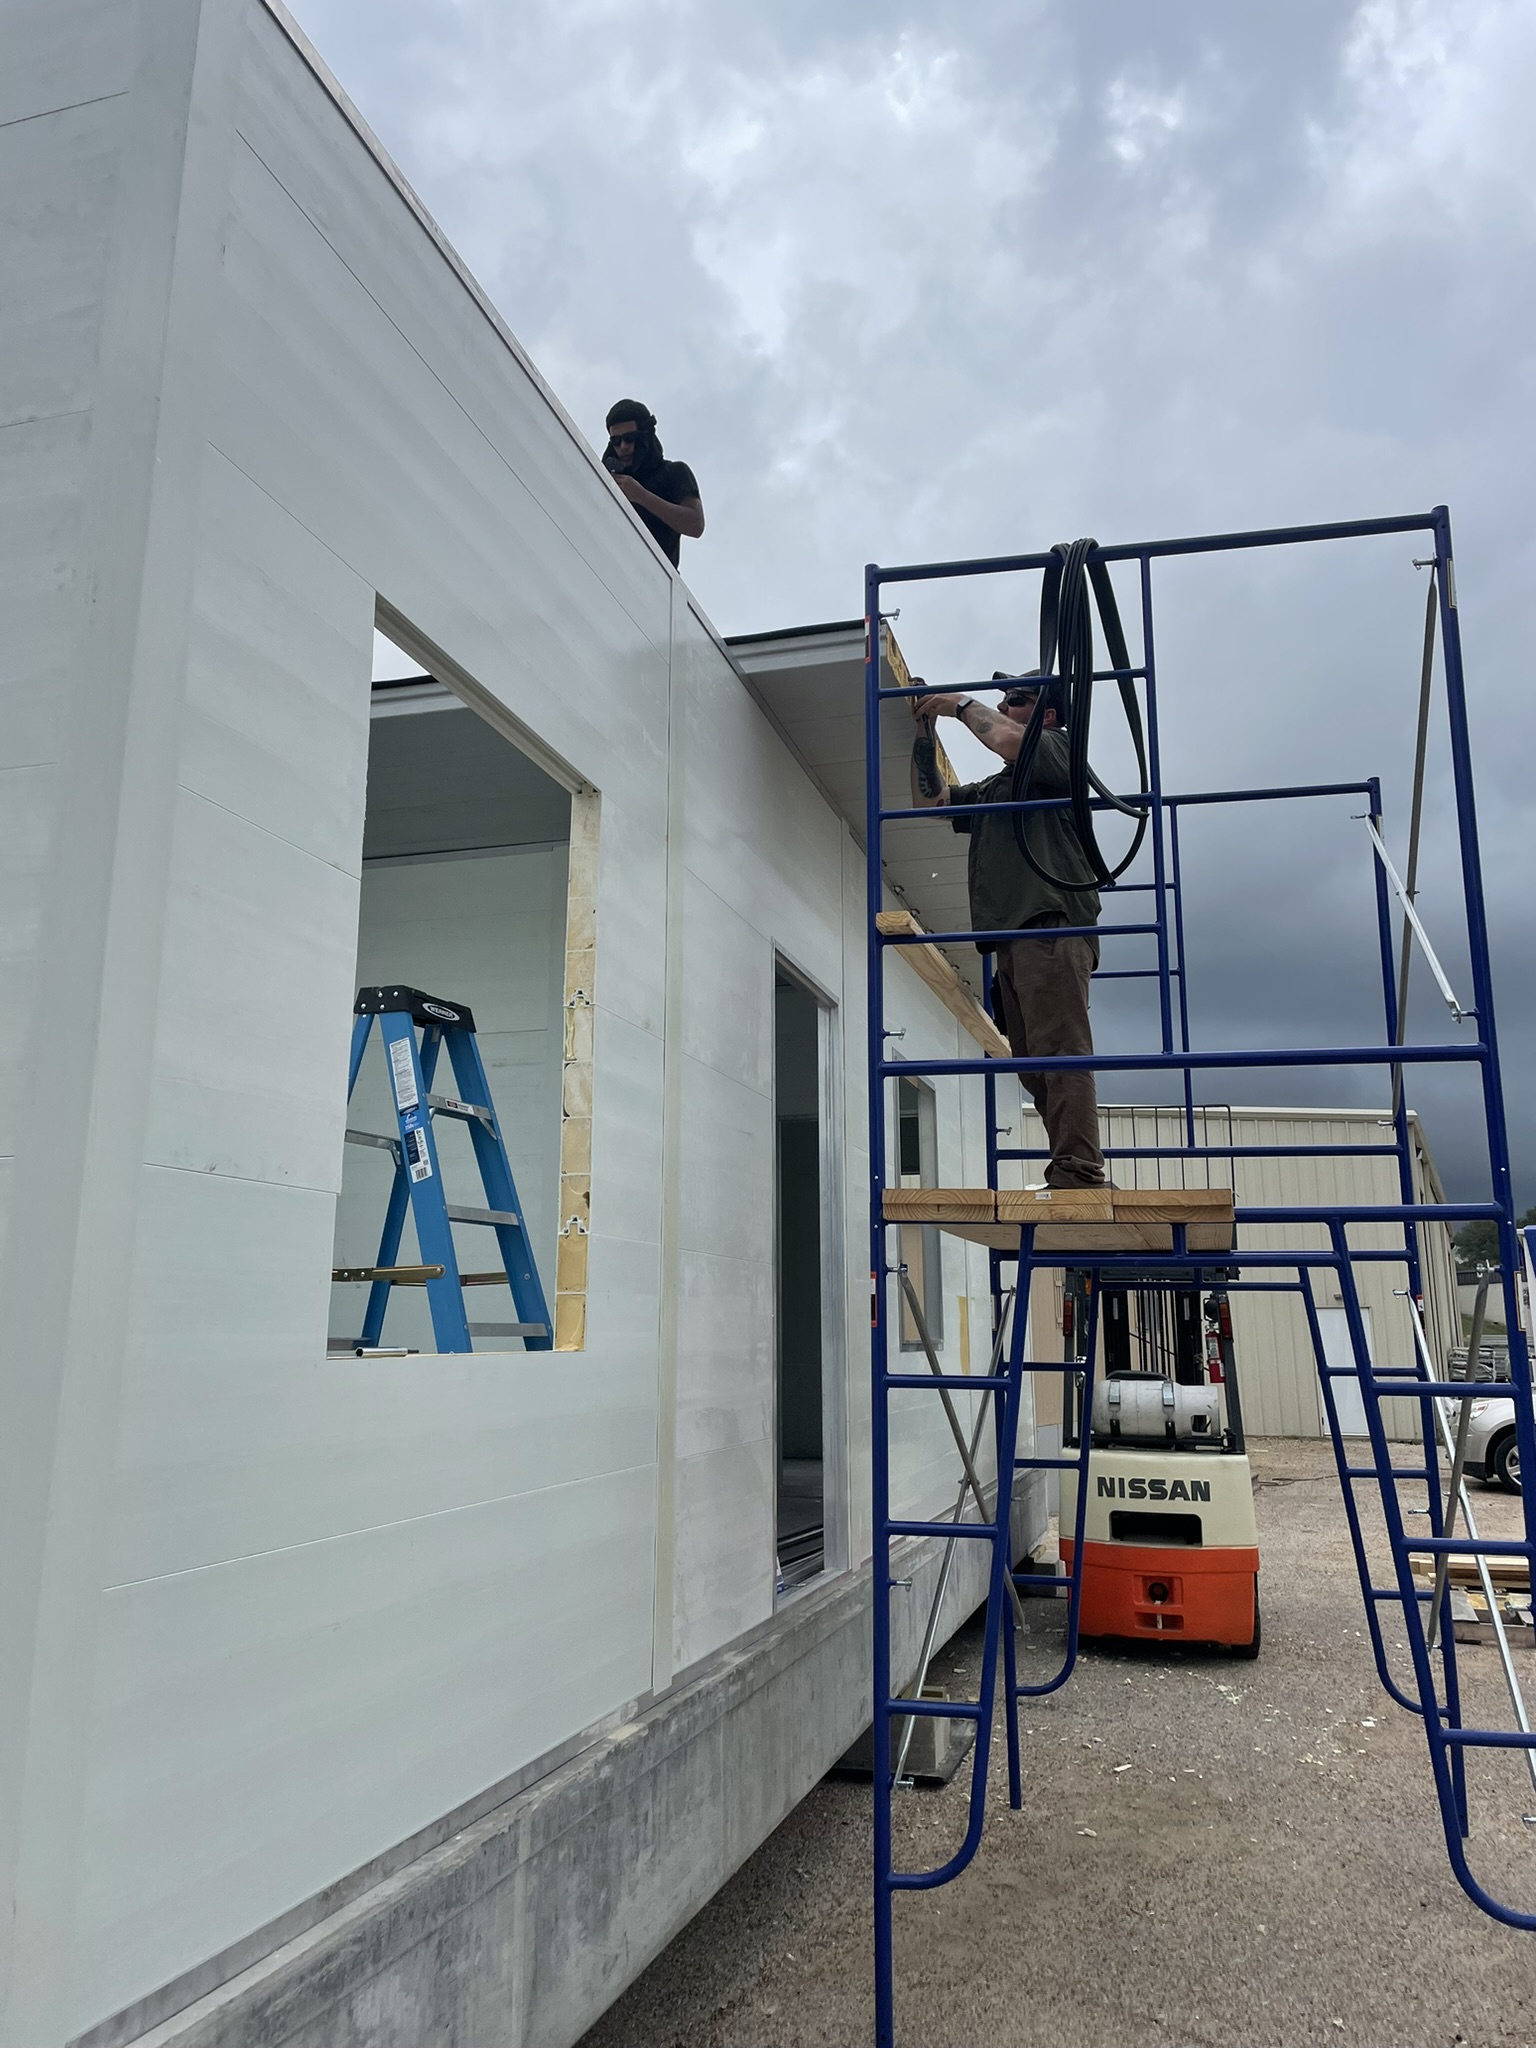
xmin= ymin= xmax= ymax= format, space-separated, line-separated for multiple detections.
xmin=1003 ymin=537 xmax=1149 ymax=889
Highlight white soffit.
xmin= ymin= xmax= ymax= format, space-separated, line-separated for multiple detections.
xmin=728 ymin=622 xmax=977 ymax=991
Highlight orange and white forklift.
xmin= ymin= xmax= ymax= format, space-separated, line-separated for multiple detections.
xmin=1057 ymin=1273 xmax=1261 ymax=1656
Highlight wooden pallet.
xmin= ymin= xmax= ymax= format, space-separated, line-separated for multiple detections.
xmin=1411 ymin=1558 xmax=1531 ymax=1593
xmin=1445 ymin=1587 xmax=1535 ymax=1647
xmin=882 ymin=1185 xmax=1235 ymax=1253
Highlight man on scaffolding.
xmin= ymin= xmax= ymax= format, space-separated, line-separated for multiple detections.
xmin=909 ymin=675 xmax=1106 ymax=1189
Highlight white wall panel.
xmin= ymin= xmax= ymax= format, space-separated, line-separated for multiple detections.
xmin=0 ymin=763 xmax=55 ymax=1162
xmin=0 ymin=409 xmax=89 ymax=773
xmin=586 ymin=1011 xmax=665 ymax=1253
xmin=662 ymin=601 xmax=794 ymax=1666
xmin=671 ymin=1439 xmax=774 ymax=1674
xmin=73 ymin=1462 xmax=657 ymax=2037
xmin=107 ymin=1166 xmax=334 ymax=1582
xmin=180 ymin=449 xmax=372 ymax=872
xmin=108 ymin=1180 xmax=659 ymax=1592
xmin=141 ymin=786 xmax=361 ymax=1189
xmin=580 ymin=1224 xmax=663 ymax=1364
xmin=1 ymin=0 xmax=137 ymax=127
xmin=676 ymin=1056 xmax=775 ymax=1266
xmin=1 ymin=6 xmax=249 ymax=2030
xmin=679 ymin=644 xmax=846 ymax=995
xmin=0 ymin=95 xmax=124 ymax=429
xmin=662 ymin=1043 xmax=776 ymax=1658
xmin=0 ymin=95 xmax=116 ymax=1245
xmin=673 ymin=1249 xmax=774 ymax=1463
xmin=678 ymin=872 xmax=774 ymax=1096
xmin=10 ymin=5 xmax=1016 ymax=2029
xmin=588 ymin=783 xmax=671 ymax=1041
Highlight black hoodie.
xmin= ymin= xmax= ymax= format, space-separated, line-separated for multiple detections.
xmin=604 ymin=402 xmax=700 ymax=566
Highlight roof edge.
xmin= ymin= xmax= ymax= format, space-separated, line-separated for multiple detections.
xmin=724 ymin=620 xmax=865 ymax=647
xmin=256 ymin=0 xmax=694 ymax=587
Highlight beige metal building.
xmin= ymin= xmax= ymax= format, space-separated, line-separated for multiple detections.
xmin=1024 ymin=1104 xmax=1459 ymax=1447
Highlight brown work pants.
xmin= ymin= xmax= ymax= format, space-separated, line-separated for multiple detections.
xmin=994 ymin=916 xmax=1105 ymax=1187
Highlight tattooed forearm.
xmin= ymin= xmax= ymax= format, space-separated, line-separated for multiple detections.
xmin=962 ymin=705 xmax=999 ymax=741
xmin=912 ymin=732 xmax=943 ymax=799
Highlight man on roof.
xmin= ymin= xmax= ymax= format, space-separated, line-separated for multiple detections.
xmin=909 ymin=675 xmax=1106 ymax=1190
xmin=602 ymin=401 xmax=704 ymax=568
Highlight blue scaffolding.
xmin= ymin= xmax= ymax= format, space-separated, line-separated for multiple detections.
xmin=863 ymin=508 xmax=1536 ymax=2047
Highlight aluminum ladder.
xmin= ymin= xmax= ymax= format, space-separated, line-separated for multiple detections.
xmin=334 ymin=984 xmax=552 ymax=1352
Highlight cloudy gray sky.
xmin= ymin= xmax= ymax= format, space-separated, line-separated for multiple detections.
xmin=315 ymin=0 xmax=1535 ymax=1206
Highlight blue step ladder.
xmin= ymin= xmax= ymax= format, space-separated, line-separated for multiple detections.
xmin=334 ymin=985 xmax=552 ymax=1353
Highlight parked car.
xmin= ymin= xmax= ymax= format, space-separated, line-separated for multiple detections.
xmin=1462 ymin=1396 xmax=1522 ymax=1492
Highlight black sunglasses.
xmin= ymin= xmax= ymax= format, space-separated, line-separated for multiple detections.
xmin=608 ymin=431 xmax=638 ymax=448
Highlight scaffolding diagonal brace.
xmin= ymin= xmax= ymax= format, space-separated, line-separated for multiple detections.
xmin=1363 ymin=818 xmax=1467 ymax=1022
xmin=896 ymin=1268 xmax=1028 ymax=1630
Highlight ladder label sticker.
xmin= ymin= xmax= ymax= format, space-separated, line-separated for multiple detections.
xmin=403 ymin=1127 xmax=433 ymax=1183
xmin=388 ymin=1036 xmax=419 ymax=1111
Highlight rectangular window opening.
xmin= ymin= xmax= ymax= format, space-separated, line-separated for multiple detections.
xmin=328 ymin=618 xmax=596 ymax=1356
xmin=774 ymin=964 xmax=839 ymax=1590
xmin=896 ymin=1075 xmax=942 ymax=1350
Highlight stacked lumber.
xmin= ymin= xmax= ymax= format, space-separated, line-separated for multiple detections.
xmin=874 ymin=912 xmax=1010 ymax=1058
xmin=1411 ymin=1558 xmax=1530 ymax=1593
xmin=882 ymin=1185 xmax=1235 ymax=1253
xmin=1448 ymin=1588 xmax=1533 ymax=1648
xmin=1409 ymin=1559 xmax=1533 ymax=1645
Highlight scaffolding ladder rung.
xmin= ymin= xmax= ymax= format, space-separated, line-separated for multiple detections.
xmin=882 ymin=1696 xmax=981 ymax=1723
xmin=884 ymin=1371 xmax=1012 ymax=1392
xmin=887 ymin=1519 xmax=1000 ymax=1541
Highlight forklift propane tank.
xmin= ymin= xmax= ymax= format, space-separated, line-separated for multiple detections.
xmin=1091 ymin=1372 xmax=1221 ymax=1444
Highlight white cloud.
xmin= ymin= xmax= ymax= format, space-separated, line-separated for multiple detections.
xmin=293 ymin=0 xmax=1536 ymax=1196
xmin=1332 ymin=0 xmax=1536 ymax=201
xmin=1103 ymin=74 xmax=1188 ymax=166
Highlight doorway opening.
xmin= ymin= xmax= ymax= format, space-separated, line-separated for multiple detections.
xmin=774 ymin=964 xmax=834 ymax=1589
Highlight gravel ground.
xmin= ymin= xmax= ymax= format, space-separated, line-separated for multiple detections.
xmin=581 ymin=1439 xmax=1536 ymax=2048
